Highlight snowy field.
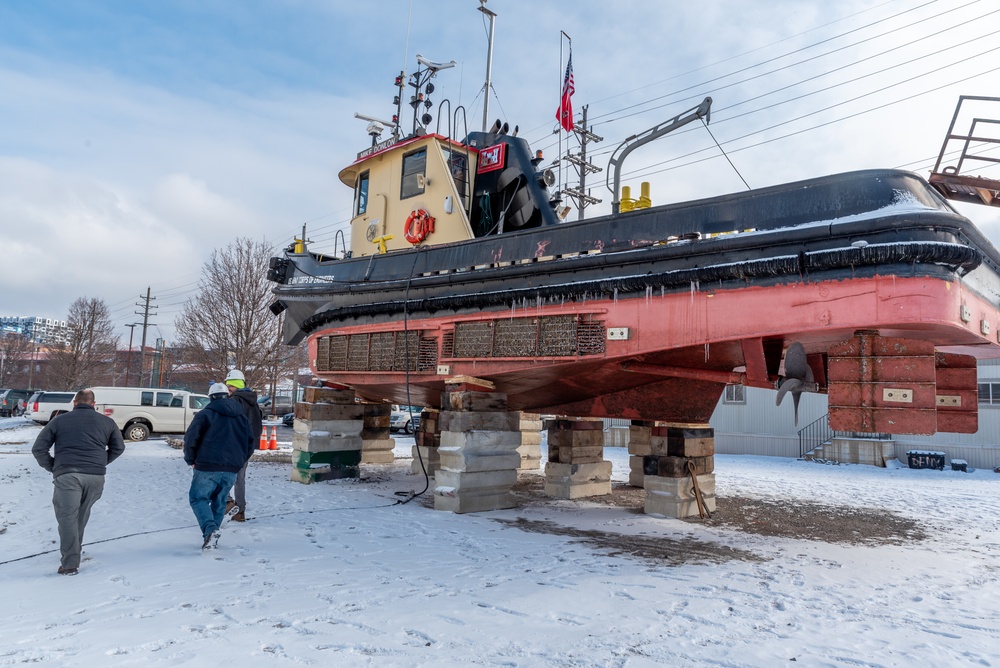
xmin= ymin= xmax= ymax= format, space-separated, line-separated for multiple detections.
xmin=2 ymin=416 xmax=999 ymax=667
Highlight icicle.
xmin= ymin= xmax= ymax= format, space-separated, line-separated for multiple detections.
xmin=613 ymin=288 xmax=618 ymax=303
xmin=660 ymin=286 xmax=665 ymax=298
xmin=645 ymin=284 xmax=652 ymax=305
xmin=705 ymin=342 xmax=710 ymax=362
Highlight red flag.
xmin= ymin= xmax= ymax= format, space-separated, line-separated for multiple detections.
xmin=556 ymin=53 xmax=575 ymax=132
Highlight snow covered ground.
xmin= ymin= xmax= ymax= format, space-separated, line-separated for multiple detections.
xmin=2 ymin=416 xmax=999 ymax=667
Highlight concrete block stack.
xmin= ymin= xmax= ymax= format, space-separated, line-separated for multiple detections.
xmin=289 ymin=386 xmax=364 ymax=484
xmin=627 ymin=420 xmax=655 ymax=487
xmin=412 ymin=409 xmax=441 ymax=477
xmin=642 ymin=423 xmax=716 ymax=518
xmin=360 ymin=403 xmax=394 ymax=465
xmin=544 ymin=418 xmax=612 ymax=499
xmin=516 ymin=412 xmax=543 ymax=470
xmin=434 ymin=378 xmax=520 ymax=514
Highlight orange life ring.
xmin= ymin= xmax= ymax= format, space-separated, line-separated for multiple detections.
xmin=404 ymin=209 xmax=435 ymax=244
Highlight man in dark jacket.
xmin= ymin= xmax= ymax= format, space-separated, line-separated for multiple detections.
xmin=183 ymin=383 xmax=255 ymax=549
xmin=32 ymin=389 xmax=126 ymax=575
xmin=222 ymin=369 xmax=263 ymax=522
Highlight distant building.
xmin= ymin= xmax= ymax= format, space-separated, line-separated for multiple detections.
xmin=0 ymin=316 xmax=71 ymax=346
xmin=712 ymin=359 xmax=1000 ymax=470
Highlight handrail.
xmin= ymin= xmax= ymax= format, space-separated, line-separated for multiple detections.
xmin=798 ymin=413 xmax=892 ymax=458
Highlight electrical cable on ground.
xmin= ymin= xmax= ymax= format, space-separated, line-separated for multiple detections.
xmin=0 ymin=499 xmax=404 ymax=568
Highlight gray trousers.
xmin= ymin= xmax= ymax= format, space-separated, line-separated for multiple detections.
xmin=232 ymin=459 xmax=248 ymax=511
xmin=52 ymin=472 xmax=105 ymax=569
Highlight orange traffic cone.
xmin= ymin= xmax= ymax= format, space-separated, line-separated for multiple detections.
xmin=268 ymin=426 xmax=278 ymax=450
xmin=259 ymin=429 xmax=268 ymax=450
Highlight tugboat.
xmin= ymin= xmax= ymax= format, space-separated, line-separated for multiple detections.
xmin=268 ymin=20 xmax=1000 ymax=436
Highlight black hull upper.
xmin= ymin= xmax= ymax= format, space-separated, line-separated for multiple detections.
xmin=270 ymin=169 xmax=1000 ymax=344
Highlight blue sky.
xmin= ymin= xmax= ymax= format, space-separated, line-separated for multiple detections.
xmin=1 ymin=0 xmax=998 ymax=341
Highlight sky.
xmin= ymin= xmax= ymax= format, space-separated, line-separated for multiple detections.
xmin=2 ymin=418 xmax=999 ymax=665
xmin=1 ymin=0 xmax=999 ymax=343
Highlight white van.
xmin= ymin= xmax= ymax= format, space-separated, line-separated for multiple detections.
xmin=92 ymin=387 xmax=209 ymax=442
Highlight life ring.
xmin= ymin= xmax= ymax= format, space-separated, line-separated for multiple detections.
xmin=404 ymin=209 xmax=435 ymax=244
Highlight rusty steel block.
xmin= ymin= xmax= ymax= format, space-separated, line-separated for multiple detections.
xmin=827 ymin=357 xmax=938 ymax=383
xmin=829 ymin=406 xmax=936 ymax=434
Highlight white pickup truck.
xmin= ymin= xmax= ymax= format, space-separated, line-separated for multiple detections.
xmin=93 ymin=387 xmax=209 ymax=441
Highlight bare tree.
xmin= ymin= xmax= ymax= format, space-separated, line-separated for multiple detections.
xmin=46 ymin=298 xmax=120 ymax=389
xmin=174 ymin=237 xmax=301 ymax=392
xmin=0 ymin=332 xmax=33 ymax=387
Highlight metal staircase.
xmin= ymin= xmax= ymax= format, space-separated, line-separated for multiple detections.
xmin=798 ymin=414 xmax=892 ymax=460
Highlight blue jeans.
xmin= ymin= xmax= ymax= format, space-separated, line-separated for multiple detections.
xmin=189 ymin=470 xmax=237 ymax=539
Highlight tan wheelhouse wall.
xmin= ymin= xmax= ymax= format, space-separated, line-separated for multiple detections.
xmin=339 ymin=135 xmax=478 ymax=257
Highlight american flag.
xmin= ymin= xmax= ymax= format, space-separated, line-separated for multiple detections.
xmin=556 ymin=52 xmax=575 ymax=132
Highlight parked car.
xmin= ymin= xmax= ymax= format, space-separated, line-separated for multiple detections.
xmin=24 ymin=391 xmax=76 ymax=424
xmin=282 ymin=412 xmax=294 ymax=428
xmin=390 ymin=405 xmax=423 ymax=434
xmin=92 ymin=387 xmax=208 ymax=441
xmin=0 ymin=388 xmax=32 ymax=417
xmin=258 ymin=395 xmax=294 ymax=417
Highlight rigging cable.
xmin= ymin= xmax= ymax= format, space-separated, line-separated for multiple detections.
xmin=702 ymin=118 xmax=750 ymax=190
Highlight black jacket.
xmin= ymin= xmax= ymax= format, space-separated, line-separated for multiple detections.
xmin=32 ymin=404 xmax=126 ymax=478
xmin=231 ymin=387 xmax=264 ymax=448
xmin=183 ymin=397 xmax=255 ymax=473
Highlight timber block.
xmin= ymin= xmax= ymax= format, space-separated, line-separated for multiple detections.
xmin=295 ymin=402 xmax=366 ymax=421
xmin=439 ymin=411 xmax=520 ymax=432
xmin=443 ymin=391 xmax=509 ymax=412
xmin=361 ymin=437 xmax=395 ymax=452
xmin=290 ymin=464 xmax=359 ymax=484
xmin=544 ymin=461 xmax=613 ymax=499
xmin=644 ymin=474 xmax=716 ymax=518
xmin=411 ymin=445 xmax=440 ymax=475
xmin=360 ymin=426 xmax=391 ymax=440
xmin=439 ymin=450 xmax=521 ymax=472
xmin=361 ymin=451 xmax=395 ymax=465
xmin=667 ymin=437 xmax=714 ymax=458
xmin=628 ymin=455 xmax=645 ymax=487
xmin=418 ymin=409 xmax=439 ymax=433
xmin=628 ymin=425 xmax=652 ymax=444
xmin=292 ymin=432 xmax=363 ymax=453
xmin=302 ymin=387 xmax=356 ymax=404
xmin=415 ymin=431 xmax=440 ymax=448
xmin=519 ymin=431 xmax=542 ymax=447
xmin=544 ymin=418 xmax=605 ymax=431
xmin=433 ymin=468 xmax=518 ymax=513
xmin=547 ymin=429 xmax=605 ymax=449
xmin=439 ymin=430 xmax=521 ymax=451
xmin=292 ymin=448 xmax=362 ymax=469
xmin=553 ymin=445 xmax=604 ymax=464
xmin=433 ymin=488 xmax=517 ymax=513
xmin=517 ymin=444 xmax=542 ymax=470
xmin=650 ymin=436 xmax=669 ymax=456
xmin=293 ymin=419 xmax=363 ymax=438
xmin=654 ymin=455 xmax=714 ymax=478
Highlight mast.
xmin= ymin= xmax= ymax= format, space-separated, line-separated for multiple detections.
xmin=478 ymin=1 xmax=497 ymax=131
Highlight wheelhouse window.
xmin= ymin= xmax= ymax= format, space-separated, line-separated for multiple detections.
xmin=723 ymin=384 xmax=746 ymax=404
xmin=444 ymin=147 xmax=470 ymax=206
xmin=400 ymin=148 xmax=427 ymax=199
xmin=355 ymin=171 xmax=369 ymax=216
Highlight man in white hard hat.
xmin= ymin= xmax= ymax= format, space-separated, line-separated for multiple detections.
xmin=222 ymin=369 xmax=263 ymax=522
xmin=183 ymin=383 xmax=255 ymax=549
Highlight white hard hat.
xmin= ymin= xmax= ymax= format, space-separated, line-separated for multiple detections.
xmin=225 ymin=369 xmax=246 ymax=382
xmin=209 ymin=383 xmax=229 ymax=398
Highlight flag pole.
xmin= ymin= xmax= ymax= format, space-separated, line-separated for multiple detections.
xmin=558 ymin=31 xmax=571 ymax=197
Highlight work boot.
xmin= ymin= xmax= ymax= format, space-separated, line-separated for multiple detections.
xmin=233 ymin=511 xmax=246 ymax=522
xmin=225 ymin=498 xmax=237 ymax=514
xmin=57 ymin=566 xmax=79 ymax=576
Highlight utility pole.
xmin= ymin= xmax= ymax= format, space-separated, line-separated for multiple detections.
xmin=135 ymin=287 xmax=157 ymax=387
xmin=124 ymin=324 xmax=138 ymax=387
xmin=562 ymin=105 xmax=604 ymax=220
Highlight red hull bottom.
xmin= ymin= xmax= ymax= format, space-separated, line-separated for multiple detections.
xmin=308 ymin=275 xmax=1000 ymax=430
